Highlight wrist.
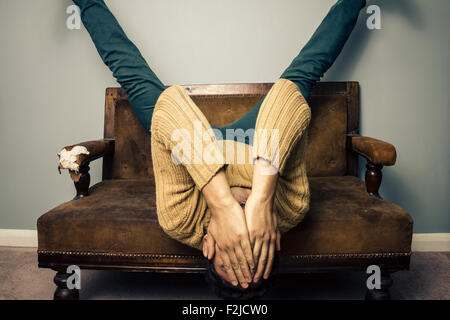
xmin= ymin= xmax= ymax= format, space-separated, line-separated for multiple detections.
xmin=208 ymin=193 xmax=239 ymax=216
xmin=252 ymin=158 xmax=278 ymax=196
xmin=249 ymin=190 xmax=274 ymax=204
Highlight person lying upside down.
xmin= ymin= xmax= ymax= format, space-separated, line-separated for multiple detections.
xmin=73 ymin=0 xmax=367 ymax=299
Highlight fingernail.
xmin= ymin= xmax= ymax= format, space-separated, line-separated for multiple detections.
xmin=253 ymin=277 xmax=259 ymax=283
xmin=232 ymin=281 xmax=238 ymax=286
xmin=242 ymin=282 xmax=249 ymax=288
xmin=263 ymin=275 xmax=269 ymax=280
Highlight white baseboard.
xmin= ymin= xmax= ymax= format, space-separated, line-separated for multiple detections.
xmin=0 ymin=229 xmax=449 ymax=252
xmin=411 ymin=233 xmax=450 ymax=252
xmin=0 ymin=229 xmax=37 ymax=248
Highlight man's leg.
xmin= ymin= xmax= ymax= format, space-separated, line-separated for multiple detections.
xmin=280 ymin=0 xmax=366 ymax=100
xmin=273 ymin=0 xmax=366 ymax=229
xmin=74 ymin=0 xmax=165 ymax=132
xmin=212 ymin=0 xmax=366 ymax=139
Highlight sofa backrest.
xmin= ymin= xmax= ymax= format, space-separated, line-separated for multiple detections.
xmin=102 ymin=82 xmax=359 ymax=180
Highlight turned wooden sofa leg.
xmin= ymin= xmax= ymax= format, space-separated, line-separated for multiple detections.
xmin=73 ymin=165 xmax=90 ymax=200
xmin=365 ymin=272 xmax=393 ymax=300
xmin=365 ymin=162 xmax=383 ymax=199
xmin=53 ymin=271 xmax=80 ymax=300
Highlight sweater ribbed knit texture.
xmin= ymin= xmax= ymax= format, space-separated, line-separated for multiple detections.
xmin=151 ymin=79 xmax=311 ymax=250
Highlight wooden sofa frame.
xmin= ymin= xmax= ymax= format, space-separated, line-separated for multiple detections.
xmin=38 ymin=82 xmax=411 ymax=300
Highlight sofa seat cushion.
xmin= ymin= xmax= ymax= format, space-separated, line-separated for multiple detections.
xmin=37 ymin=176 xmax=413 ymax=256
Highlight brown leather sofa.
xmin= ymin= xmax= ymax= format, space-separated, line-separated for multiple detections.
xmin=37 ymin=82 xmax=413 ymax=300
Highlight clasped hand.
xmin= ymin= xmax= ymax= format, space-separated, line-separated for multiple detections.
xmin=204 ymin=193 xmax=280 ymax=288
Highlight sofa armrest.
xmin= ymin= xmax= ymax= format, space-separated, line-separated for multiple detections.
xmin=57 ymin=139 xmax=114 ymax=199
xmin=58 ymin=139 xmax=114 ymax=172
xmin=348 ymin=135 xmax=397 ymax=166
xmin=347 ymin=134 xmax=397 ymax=199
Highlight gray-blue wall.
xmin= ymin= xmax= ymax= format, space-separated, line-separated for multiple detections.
xmin=0 ymin=0 xmax=448 ymax=233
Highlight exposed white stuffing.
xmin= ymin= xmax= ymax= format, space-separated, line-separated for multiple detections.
xmin=58 ymin=146 xmax=90 ymax=173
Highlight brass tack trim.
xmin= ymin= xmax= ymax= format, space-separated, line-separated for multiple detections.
xmin=38 ymin=250 xmax=410 ymax=260
xmin=289 ymin=252 xmax=410 ymax=259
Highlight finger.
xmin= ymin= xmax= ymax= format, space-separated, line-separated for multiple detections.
xmin=263 ymin=238 xmax=276 ymax=279
xmin=235 ymin=246 xmax=253 ymax=282
xmin=228 ymin=250 xmax=249 ymax=288
xmin=272 ymin=212 xmax=278 ymax=229
xmin=253 ymin=239 xmax=269 ymax=283
xmin=240 ymin=237 xmax=255 ymax=275
xmin=276 ymin=229 xmax=281 ymax=251
xmin=249 ymin=234 xmax=256 ymax=248
xmin=206 ymin=235 xmax=215 ymax=260
xmin=252 ymin=239 xmax=263 ymax=267
xmin=272 ymin=213 xmax=281 ymax=251
xmin=215 ymin=244 xmax=224 ymax=266
xmin=215 ymin=244 xmax=227 ymax=272
xmin=220 ymin=250 xmax=239 ymax=287
xmin=202 ymin=237 xmax=207 ymax=258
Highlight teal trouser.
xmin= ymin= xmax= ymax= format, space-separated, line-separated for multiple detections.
xmin=74 ymin=0 xmax=365 ymax=143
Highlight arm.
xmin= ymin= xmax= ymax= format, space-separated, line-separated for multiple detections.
xmin=281 ymin=0 xmax=366 ymax=100
xmin=74 ymin=0 xmax=165 ymax=132
xmin=203 ymin=169 xmax=255 ymax=288
xmin=244 ymin=158 xmax=280 ymax=283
